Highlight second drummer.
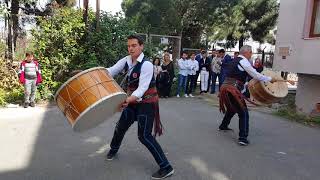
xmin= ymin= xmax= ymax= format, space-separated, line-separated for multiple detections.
xmin=105 ymin=35 xmax=174 ymax=179
xmin=218 ymin=45 xmax=278 ymax=146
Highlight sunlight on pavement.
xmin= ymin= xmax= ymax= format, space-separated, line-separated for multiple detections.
xmin=189 ymin=157 xmax=230 ymax=180
xmin=88 ymin=144 xmax=109 ymax=158
xmin=0 ymin=107 xmax=45 ymax=173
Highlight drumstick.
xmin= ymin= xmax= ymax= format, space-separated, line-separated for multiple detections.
xmin=275 ymin=80 xmax=296 ymax=85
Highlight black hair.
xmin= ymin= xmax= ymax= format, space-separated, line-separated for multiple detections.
xmin=153 ymin=57 xmax=161 ymax=65
xmin=127 ymin=34 xmax=144 ymax=45
xmin=218 ymin=49 xmax=225 ymax=53
xmin=181 ymin=51 xmax=188 ymax=56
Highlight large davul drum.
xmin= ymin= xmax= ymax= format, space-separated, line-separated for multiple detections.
xmin=248 ymin=70 xmax=288 ymax=105
xmin=55 ymin=67 xmax=127 ymax=132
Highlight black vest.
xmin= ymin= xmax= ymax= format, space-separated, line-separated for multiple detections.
xmin=124 ymin=57 xmax=156 ymax=91
xmin=225 ymin=57 xmax=248 ymax=83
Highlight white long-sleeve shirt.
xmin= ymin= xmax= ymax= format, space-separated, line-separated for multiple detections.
xmin=237 ymin=55 xmax=272 ymax=82
xmin=187 ymin=59 xmax=199 ymax=75
xmin=177 ymin=58 xmax=190 ymax=76
xmin=106 ymin=53 xmax=153 ymax=98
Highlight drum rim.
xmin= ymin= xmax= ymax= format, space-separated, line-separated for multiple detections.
xmin=54 ymin=66 xmax=108 ymax=102
xmin=72 ymin=91 xmax=127 ymax=132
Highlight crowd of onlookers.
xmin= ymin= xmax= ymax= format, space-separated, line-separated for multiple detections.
xmin=153 ymin=49 xmax=264 ymax=98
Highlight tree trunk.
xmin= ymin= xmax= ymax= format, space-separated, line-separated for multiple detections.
xmin=11 ymin=0 xmax=19 ymax=52
xmin=96 ymin=0 xmax=100 ymax=31
xmin=83 ymin=0 xmax=89 ymax=26
xmin=7 ymin=14 xmax=13 ymax=62
xmin=239 ymin=35 xmax=244 ymax=51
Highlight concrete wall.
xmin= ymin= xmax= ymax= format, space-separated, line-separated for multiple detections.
xmin=295 ymin=74 xmax=320 ymax=114
xmin=274 ymin=0 xmax=320 ymax=75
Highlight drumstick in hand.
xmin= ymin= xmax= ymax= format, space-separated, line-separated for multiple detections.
xmin=274 ymin=80 xmax=296 ymax=85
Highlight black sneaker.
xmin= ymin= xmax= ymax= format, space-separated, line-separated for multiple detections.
xmin=238 ymin=139 xmax=250 ymax=146
xmin=30 ymin=102 xmax=35 ymax=107
xmin=24 ymin=103 xmax=28 ymax=108
xmin=152 ymin=166 xmax=174 ymax=179
xmin=105 ymin=150 xmax=117 ymax=161
xmin=218 ymin=127 xmax=233 ymax=131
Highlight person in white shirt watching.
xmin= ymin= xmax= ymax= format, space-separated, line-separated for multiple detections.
xmin=186 ymin=52 xmax=199 ymax=97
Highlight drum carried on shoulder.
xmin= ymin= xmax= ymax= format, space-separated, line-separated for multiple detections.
xmin=248 ymin=70 xmax=288 ymax=105
xmin=55 ymin=67 xmax=127 ymax=132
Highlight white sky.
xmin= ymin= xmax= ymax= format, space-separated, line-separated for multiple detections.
xmin=77 ymin=0 xmax=123 ymax=14
xmin=37 ymin=0 xmax=123 ymax=14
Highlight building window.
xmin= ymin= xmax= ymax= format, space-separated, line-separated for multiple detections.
xmin=311 ymin=0 xmax=320 ymax=37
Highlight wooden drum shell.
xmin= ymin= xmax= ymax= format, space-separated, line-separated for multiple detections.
xmin=248 ymin=70 xmax=288 ymax=105
xmin=55 ymin=67 xmax=127 ymax=132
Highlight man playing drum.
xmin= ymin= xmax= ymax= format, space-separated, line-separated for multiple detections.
xmin=218 ymin=45 xmax=278 ymax=146
xmin=105 ymin=35 xmax=174 ymax=179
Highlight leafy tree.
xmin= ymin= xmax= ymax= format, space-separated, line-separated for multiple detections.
xmin=31 ymin=8 xmax=86 ymax=98
xmin=210 ymin=0 xmax=279 ymax=49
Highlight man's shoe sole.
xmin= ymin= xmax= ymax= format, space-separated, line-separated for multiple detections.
xmin=105 ymin=156 xmax=114 ymax=161
xmin=151 ymin=169 xmax=174 ymax=179
xmin=238 ymin=142 xmax=248 ymax=146
xmin=218 ymin=128 xmax=233 ymax=131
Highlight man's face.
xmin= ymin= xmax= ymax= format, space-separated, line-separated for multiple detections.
xmin=191 ymin=54 xmax=196 ymax=60
xmin=182 ymin=53 xmax=188 ymax=59
xmin=219 ymin=52 xmax=225 ymax=57
xmin=212 ymin=51 xmax=217 ymax=57
xmin=244 ymin=51 xmax=253 ymax=59
xmin=202 ymin=52 xmax=207 ymax=58
xmin=128 ymin=39 xmax=143 ymax=58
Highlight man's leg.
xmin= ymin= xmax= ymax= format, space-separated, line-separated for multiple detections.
xmin=189 ymin=75 xmax=195 ymax=94
xmin=30 ymin=79 xmax=37 ymax=106
xmin=238 ymin=108 xmax=250 ymax=145
xmin=24 ymin=79 xmax=32 ymax=107
xmin=207 ymin=71 xmax=211 ymax=92
xmin=200 ymin=71 xmax=205 ymax=92
xmin=136 ymin=104 xmax=173 ymax=178
xmin=176 ymin=74 xmax=182 ymax=96
xmin=211 ymin=73 xmax=217 ymax=94
xmin=203 ymin=71 xmax=209 ymax=92
xmin=183 ymin=75 xmax=188 ymax=95
xmin=219 ymin=110 xmax=235 ymax=130
xmin=186 ymin=75 xmax=191 ymax=95
xmin=107 ymin=106 xmax=135 ymax=158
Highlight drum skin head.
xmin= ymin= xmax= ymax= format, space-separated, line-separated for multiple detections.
xmin=260 ymin=70 xmax=288 ymax=98
xmin=72 ymin=92 xmax=127 ymax=132
xmin=248 ymin=70 xmax=288 ymax=105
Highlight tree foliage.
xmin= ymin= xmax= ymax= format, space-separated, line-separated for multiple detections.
xmin=210 ymin=0 xmax=279 ymax=48
xmin=30 ymin=8 xmax=135 ymax=100
xmin=121 ymin=0 xmax=235 ymax=48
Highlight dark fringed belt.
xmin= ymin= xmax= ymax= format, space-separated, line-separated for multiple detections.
xmin=219 ymin=78 xmax=247 ymax=113
xmin=128 ymin=87 xmax=163 ymax=137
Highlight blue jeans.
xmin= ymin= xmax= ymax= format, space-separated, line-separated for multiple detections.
xmin=219 ymin=93 xmax=249 ymax=140
xmin=210 ymin=72 xmax=222 ymax=93
xmin=109 ymin=104 xmax=170 ymax=169
xmin=176 ymin=74 xmax=188 ymax=95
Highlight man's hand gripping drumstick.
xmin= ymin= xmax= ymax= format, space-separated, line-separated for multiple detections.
xmin=270 ymin=77 xmax=295 ymax=85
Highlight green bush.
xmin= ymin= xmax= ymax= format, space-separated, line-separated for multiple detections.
xmin=5 ymin=87 xmax=24 ymax=104
xmin=0 ymin=88 xmax=6 ymax=107
xmin=31 ymin=9 xmax=137 ymax=100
